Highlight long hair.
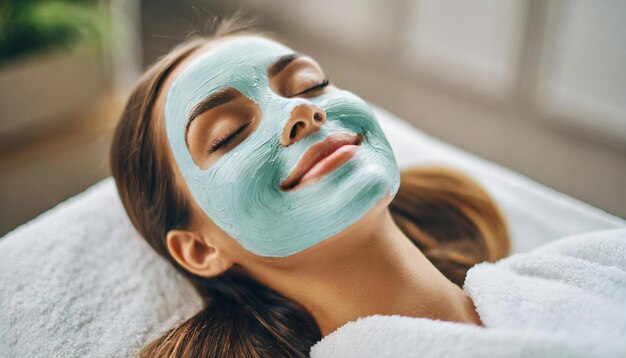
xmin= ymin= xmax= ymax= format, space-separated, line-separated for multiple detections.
xmin=110 ymin=19 xmax=509 ymax=358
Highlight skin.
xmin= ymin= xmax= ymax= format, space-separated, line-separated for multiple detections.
xmin=154 ymin=36 xmax=482 ymax=336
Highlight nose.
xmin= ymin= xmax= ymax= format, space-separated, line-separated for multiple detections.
xmin=280 ymin=104 xmax=326 ymax=147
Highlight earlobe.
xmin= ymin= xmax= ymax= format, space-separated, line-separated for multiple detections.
xmin=166 ymin=229 xmax=232 ymax=277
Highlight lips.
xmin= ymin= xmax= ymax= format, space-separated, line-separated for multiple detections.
xmin=280 ymin=132 xmax=363 ymax=191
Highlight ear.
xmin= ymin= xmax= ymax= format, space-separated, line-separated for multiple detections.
xmin=166 ymin=229 xmax=233 ymax=278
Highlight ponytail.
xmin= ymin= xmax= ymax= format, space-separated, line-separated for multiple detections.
xmin=138 ymin=273 xmax=319 ymax=358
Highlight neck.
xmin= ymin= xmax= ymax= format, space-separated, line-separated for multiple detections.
xmin=249 ymin=205 xmax=481 ymax=336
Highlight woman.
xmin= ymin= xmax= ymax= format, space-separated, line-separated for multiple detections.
xmin=110 ymin=20 xmax=511 ymax=357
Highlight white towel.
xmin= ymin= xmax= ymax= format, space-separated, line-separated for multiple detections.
xmin=310 ymin=229 xmax=626 ymax=357
xmin=0 ymin=181 xmax=203 ymax=357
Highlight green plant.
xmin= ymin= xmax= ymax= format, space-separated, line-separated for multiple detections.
xmin=0 ymin=0 xmax=109 ymax=63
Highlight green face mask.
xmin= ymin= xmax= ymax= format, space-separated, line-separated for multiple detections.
xmin=164 ymin=37 xmax=400 ymax=257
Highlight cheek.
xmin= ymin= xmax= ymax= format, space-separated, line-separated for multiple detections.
xmin=210 ymin=140 xmax=281 ymax=191
xmin=315 ymin=91 xmax=372 ymax=122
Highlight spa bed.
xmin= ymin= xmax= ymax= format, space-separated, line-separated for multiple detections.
xmin=0 ymin=106 xmax=623 ymax=357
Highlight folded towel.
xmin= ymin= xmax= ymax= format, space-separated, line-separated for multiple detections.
xmin=311 ymin=229 xmax=626 ymax=357
xmin=0 ymin=181 xmax=203 ymax=357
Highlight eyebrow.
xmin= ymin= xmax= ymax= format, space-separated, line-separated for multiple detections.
xmin=185 ymin=87 xmax=240 ymax=146
xmin=268 ymin=53 xmax=301 ymax=77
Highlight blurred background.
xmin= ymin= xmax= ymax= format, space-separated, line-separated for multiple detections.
xmin=0 ymin=0 xmax=624 ymax=236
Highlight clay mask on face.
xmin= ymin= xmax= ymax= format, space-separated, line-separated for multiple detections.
xmin=164 ymin=37 xmax=400 ymax=257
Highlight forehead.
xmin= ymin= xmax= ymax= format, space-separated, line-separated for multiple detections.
xmin=170 ymin=36 xmax=293 ymax=92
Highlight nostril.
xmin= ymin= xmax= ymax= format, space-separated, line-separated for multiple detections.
xmin=290 ymin=121 xmax=305 ymax=139
xmin=313 ymin=112 xmax=323 ymax=122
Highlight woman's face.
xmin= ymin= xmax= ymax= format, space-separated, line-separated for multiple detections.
xmin=162 ymin=36 xmax=400 ymax=257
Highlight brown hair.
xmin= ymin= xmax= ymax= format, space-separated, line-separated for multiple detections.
xmin=110 ymin=21 xmax=509 ymax=358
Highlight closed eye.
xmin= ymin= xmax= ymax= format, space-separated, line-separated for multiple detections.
xmin=207 ymin=122 xmax=251 ymax=154
xmin=290 ymin=79 xmax=330 ymax=97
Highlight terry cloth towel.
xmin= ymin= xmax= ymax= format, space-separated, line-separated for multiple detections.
xmin=310 ymin=228 xmax=626 ymax=357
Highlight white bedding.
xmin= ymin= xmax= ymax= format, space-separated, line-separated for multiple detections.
xmin=0 ymin=106 xmax=623 ymax=357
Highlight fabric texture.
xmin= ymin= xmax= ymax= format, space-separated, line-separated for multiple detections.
xmin=0 ymin=106 xmax=624 ymax=357
xmin=310 ymin=229 xmax=626 ymax=357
